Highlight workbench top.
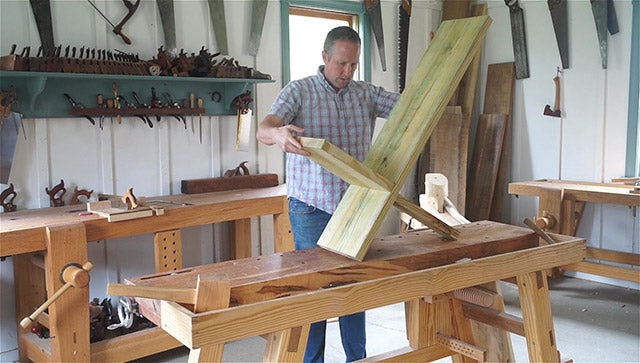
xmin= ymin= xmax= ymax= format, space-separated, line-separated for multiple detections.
xmin=0 ymin=185 xmax=287 ymax=257
xmin=509 ymin=179 xmax=638 ymax=206
xmin=127 ymin=221 xmax=540 ymax=312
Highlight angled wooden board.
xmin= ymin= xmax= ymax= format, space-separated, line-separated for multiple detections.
xmin=316 ymin=16 xmax=492 ymax=260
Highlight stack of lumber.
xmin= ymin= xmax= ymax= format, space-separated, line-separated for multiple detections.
xmin=466 ymin=62 xmax=516 ymax=222
xmin=419 ymin=0 xmax=486 ymax=214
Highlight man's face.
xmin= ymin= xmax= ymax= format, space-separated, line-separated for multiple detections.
xmin=322 ymin=40 xmax=360 ymax=90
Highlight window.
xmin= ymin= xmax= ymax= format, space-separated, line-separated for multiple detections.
xmin=289 ymin=7 xmax=359 ymax=82
xmin=280 ymin=0 xmax=371 ymax=86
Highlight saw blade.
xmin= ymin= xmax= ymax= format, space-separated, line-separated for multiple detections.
xmin=591 ymin=0 xmax=608 ymax=69
xmin=208 ymin=0 xmax=228 ymax=55
xmin=548 ymin=0 xmax=569 ymax=69
xmin=0 ymin=112 xmax=22 ymax=184
xmin=29 ymin=0 xmax=54 ymax=54
xmin=248 ymin=0 xmax=268 ymax=56
xmin=398 ymin=0 xmax=411 ymax=92
xmin=156 ymin=0 xmax=177 ymax=53
xmin=365 ymin=0 xmax=386 ymax=71
xmin=506 ymin=0 xmax=530 ymax=79
xmin=607 ymin=0 xmax=619 ymax=35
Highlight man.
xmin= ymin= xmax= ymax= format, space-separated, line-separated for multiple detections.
xmin=257 ymin=26 xmax=399 ymax=362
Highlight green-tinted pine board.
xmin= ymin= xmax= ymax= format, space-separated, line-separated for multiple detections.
xmin=317 ymin=16 xmax=492 ymax=260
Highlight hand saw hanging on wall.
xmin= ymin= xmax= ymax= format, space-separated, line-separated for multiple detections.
xmin=505 ymin=0 xmax=529 ymax=79
xmin=548 ymin=0 xmax=569 ymax=69
xmin=29 ymin=0 xmax=54 ymax=54
xmin=208 ymin=0 xmax=228 ymax=55
xmin=156 ymin=0 xmax=177 ymax=54
xmin=398 ymin=0 xmax=411 ymax=92
xmin=365 ymin=0 xmax=386 ymax=71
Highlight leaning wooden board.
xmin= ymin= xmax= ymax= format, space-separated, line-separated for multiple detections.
xmin=128 ymin=221 xmax=538 ymax=325
xmin=484 ymin=62 xmax=516 ymax=222
xmin=466 ymin=114 xmax=506 ymax=221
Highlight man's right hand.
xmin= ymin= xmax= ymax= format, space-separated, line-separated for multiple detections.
xmin=273 ymin=125 xmax=311 ymax=156
xmin=257 ymin=115 xmax=311 ymax=156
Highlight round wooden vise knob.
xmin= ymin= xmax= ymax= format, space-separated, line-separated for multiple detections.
xmin=62 ymin=261 xmax=94 ymax=287
xmin=20 ymin=261 xmax=94 ymax=329
xmin=534 ymin=215 xmax=556 ymax=230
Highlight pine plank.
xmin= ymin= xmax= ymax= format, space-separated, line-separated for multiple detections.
xmin=129 ymin=221 xmax=542 ymax=331
xmin=428 ymin=108 xmax=465 ymax=209
xmin=465 ymin=114 xmax=507 ymax=221
xmin=316 ymin=16 xmax=492 ymax=260
xmin=484 ymin=62 xmax=516 ymax=222
xmin=442 ymin=0 xmax=470 ymax=21
xmin=300 ymin=137 xmax=394 ymax=191
xmin=161 ymin=238 xmax=584 ymax=348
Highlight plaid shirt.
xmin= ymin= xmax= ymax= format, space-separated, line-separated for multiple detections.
xmin=269 ymin=66 xmax=399 ymax=214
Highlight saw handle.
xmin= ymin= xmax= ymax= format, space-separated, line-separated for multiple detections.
xmin=20 ymin=261 xmax=94 ymax=329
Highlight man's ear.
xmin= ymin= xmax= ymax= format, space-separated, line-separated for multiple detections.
xmin=322 ymin=50 xmax=329 ymax=64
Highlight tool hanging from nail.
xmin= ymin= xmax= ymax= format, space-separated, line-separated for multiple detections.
xmin=398 ymin=0 xmax=411 ymax=92
xmin=112 ymin=82 xmax=121 ymax=124
xmin=543 ymin=67 xmax=562 ymax=118
xmin=547 ymin=0 xmax=569 ymax=69
xmin=86 ymin=0 xmax=140 ymax=45
xmin=64 ymin=93 xmax=95 ymax=125
xmin=197 ymin=97 xmax=203 ymax=144
xmin=365 ymin=0 xmax=386 ymax=71
xmin=505 ymin=0 xmax=530 ymax=79
xmin=233 ymin=91 xmax=253 ymax=151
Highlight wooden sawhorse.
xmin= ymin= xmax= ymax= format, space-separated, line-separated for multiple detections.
xmin=120 ymin=221 xmax=585 ymax=362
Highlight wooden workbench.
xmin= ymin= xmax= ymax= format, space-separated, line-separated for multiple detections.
xmin=509 ymin=179 xmax=639 ymax=283
xmin=125 ymin=221 xmax=585 ymax=362
xmin=0 ymin=184 xmax=293 ymax=362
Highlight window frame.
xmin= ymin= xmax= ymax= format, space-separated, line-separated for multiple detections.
xmin=626 ymin=0 xmax=639 ymax=177
xmin=280 ymin=0 xmax=371 ymax=87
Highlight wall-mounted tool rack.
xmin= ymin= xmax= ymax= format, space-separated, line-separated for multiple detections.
xmin=0 ymin=71 xmax=274 ymax=118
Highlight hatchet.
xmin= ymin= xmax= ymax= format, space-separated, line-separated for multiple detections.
xmin=543 ymin=75 xmax=561 ymax=117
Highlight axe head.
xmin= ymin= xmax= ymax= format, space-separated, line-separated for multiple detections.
xmin=543 ymin=105 xmax=561 ymax=117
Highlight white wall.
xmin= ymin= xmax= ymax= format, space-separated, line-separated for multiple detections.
xmin=479 ymin=0 xmax=638 ymax=288
xmin=1 ymin=0 xmax=637 ymax=359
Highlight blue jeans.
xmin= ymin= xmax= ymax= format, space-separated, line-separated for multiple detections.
xmin=288 ymin=197 xmax=366 ymax=363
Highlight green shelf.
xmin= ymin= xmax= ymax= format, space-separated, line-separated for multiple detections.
xmin=0 ymin=71 xmax=274 ymax=118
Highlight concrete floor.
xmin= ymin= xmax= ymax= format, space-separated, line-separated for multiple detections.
xmin=136 ymin=276 xmax=639 ymax=362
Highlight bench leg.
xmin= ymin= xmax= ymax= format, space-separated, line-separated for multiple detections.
xmin=189 ymin=344 xmax=224 ymax=362
xmin=517 ymin=271 xmax=560 ymax=362
xmin=264 ymin=325 xmax=310 ymax=362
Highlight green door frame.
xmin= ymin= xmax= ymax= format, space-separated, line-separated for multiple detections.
xmin=279 ymin=0 xmax=372 ymax=87
xmin=626 ymin=0 xmax=639 ymax=177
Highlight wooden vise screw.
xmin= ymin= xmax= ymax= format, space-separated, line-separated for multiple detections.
xmin=20 ymin=261 xmax=94 ymax=329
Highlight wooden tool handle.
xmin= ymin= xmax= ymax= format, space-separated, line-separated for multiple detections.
xmin=553 ymin=76 xmax=560 ymax=111
xmin=524 ymin=218 xmax=556 ymax=244
xmin=20 ymin=261 xmax=93 ymax=329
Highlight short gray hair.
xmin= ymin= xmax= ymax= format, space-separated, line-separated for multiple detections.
xmin=323 ymin=26 xmax=361 ymax=56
